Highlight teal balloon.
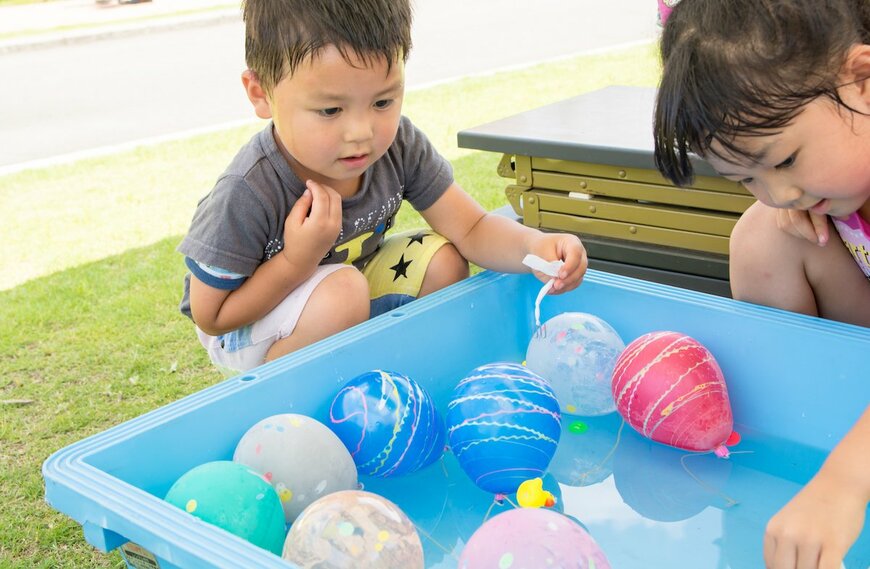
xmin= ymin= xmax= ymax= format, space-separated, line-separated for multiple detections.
xmin=165 ymin=461 xmax=286 ymax=554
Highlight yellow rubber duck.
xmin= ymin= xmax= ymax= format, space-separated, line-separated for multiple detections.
xmin=516 ymin=477 xmax=556 ymax=508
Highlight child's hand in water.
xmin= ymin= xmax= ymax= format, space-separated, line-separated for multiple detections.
xmin=775 ymin=208 xmax=830 ymax=246
xmin=764 ymin=469 xmax=865 ymax=569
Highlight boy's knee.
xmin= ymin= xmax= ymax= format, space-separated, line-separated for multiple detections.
xmin=437 ymin=243 xmax=471 ymax=282
xmin=320 ymin=267 xmax=370 ymax=324
xmin=420 ymin=244 xmax=469 ymax=297
xmin=264 ymin=267 xmax=369 ymax=363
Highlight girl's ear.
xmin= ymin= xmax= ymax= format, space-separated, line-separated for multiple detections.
xmin=242 ymin=70 xmax=273 ymax=120
xmin=841 ymin=44 xmax=870 ymax=109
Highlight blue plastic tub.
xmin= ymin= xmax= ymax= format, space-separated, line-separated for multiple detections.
xmin=43 ymin=270 xmax=870 ymax=568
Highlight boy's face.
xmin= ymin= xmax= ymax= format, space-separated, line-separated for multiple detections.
xmin=705 ymin=95 xmax=870 ymax=219
xmin=261 ymin=45 xmax=405 ymax=195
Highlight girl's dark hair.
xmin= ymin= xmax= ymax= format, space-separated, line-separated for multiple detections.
xmin=243 ymin=0 xmax=412 ymax=94
xmin=653 ymin=0 xmax=870 ymax=186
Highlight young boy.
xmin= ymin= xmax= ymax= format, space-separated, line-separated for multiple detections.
xmin=178 ymin=0 xmax=587 ymax=375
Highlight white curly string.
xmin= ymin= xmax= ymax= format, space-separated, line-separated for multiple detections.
xmin=522 ymin=254 xmax=564 ymax=332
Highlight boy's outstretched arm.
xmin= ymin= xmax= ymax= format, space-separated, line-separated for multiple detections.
xmin=420 ymin=183 xmax=587 ymax=293
xmin=190 ymin=181 xmax=343 ymax=335
xmin=764 ymin=404 xmax=870 ymax=569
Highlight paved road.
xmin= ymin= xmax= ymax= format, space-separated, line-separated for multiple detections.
xmin=0 ymin=0 xmax=657 ymax=168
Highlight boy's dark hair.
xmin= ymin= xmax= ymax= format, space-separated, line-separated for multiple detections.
xmin=653 ymin=0 xmax=870 ymax=186
xmin=243 ymin=0 xmax=413 ymax=94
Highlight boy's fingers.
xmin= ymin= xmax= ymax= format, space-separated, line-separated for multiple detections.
xmin=305 ymin=180 xmax=330 ymax=220
xmin=557 ymin=238 xmax=587 ymax=280
xmin=323 ymin=184 xmax=343 ymax=221
xmin=306 ymin=180 xmax=344 ymax=223
xmin=551 ymin=249 xmax=586 ymax=294
xmin=288 ymin=189 xmax=313 ymax=225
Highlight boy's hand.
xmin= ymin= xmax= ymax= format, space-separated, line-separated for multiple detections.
xmin=527 ymin=233 xmax=587 ymax=294
xmin=282 ymin=180 xmax=343 ymax=269
xmin=764 ymin=472 xmax=865 ymax=569
xmin=776 ymin=208 xmax=829 ymax=246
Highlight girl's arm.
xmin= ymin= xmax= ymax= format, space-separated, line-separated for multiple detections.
xmin=764 ymin=404 xmax=870 ymax=569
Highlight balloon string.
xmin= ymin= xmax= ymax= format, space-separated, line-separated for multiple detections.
xmin=412 ymin=464 xmax=457 ymax=561
xmin=482 ymin=494 xmax=517 ymax=523
xmin=482 ymin=500 xmax=498 ymax=523
xmin=679 ymin=452 xmax=743 ymax=508
xmin=576 ymin=419 xmax=625 ymax=485
xmin=413 ymin=523 xmax=457 ymax=560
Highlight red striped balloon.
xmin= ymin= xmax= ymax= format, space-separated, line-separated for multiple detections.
xmin=611 ymin=331 xmax=736 ymax=457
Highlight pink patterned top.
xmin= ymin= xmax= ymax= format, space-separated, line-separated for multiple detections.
xmin=832 ymin=212 xmax=870 ymax=279
xmin=658 ymin=0 xmax=682 ymax=25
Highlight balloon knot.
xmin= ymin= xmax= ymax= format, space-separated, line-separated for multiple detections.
xmin=713 ymin=445 xmax=730 ymax=459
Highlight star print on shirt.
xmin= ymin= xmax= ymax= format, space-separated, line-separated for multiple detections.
xmin=406 ymin=231 xmax=429 ymax=246
xmin=390 ymin=254 xmax=412 ymax=281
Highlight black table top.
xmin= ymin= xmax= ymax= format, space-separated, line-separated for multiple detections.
xmin=457 ymin=85 xmax=718 ymax=178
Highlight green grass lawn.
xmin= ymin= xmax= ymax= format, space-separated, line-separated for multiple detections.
xmin=0 ymin=43 xmax=659 ymax=567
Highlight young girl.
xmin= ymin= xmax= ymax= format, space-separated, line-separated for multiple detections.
xmin=653 ymin=1 xmax=870 ymax=568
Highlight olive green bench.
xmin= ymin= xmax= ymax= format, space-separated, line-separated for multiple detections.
xmin=458 ymin=85 xmax=753 ymax=297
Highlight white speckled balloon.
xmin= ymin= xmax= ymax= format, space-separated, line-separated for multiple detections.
xmin=526 ymin=312 xmax=625 ymax=416
xmin=282 ymin=490 xmax=423 ymax=569
xmin=234 ymin=413 xmax=358 ymax=524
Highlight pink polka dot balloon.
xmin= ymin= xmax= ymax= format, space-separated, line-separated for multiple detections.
xmin=611 ymin=331 xmax=738 ymax=457
xmin=458 ymin=508 xmax=610 ymax=569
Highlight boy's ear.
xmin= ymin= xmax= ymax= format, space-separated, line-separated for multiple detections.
xmin=842 ymin=44 xmax=870 ymax=110
xmin=242 ymin=70 xmax=273 ymax=120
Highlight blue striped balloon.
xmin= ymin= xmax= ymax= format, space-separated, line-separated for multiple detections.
xmin=328 ymin=370 xmax=446 ymax=477
xmin=446 ymin=362 xmax=562 ymax=495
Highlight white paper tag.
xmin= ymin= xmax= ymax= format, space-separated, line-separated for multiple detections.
xmin=522 ymin=254 xmax=564 ymax=278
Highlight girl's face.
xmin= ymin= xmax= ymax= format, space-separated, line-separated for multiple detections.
xmin=706 ymin=94 xmax=870 ymax=219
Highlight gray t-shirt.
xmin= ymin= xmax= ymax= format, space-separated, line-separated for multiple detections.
xmin=178 ymin=116 xmax=454 ymax=318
